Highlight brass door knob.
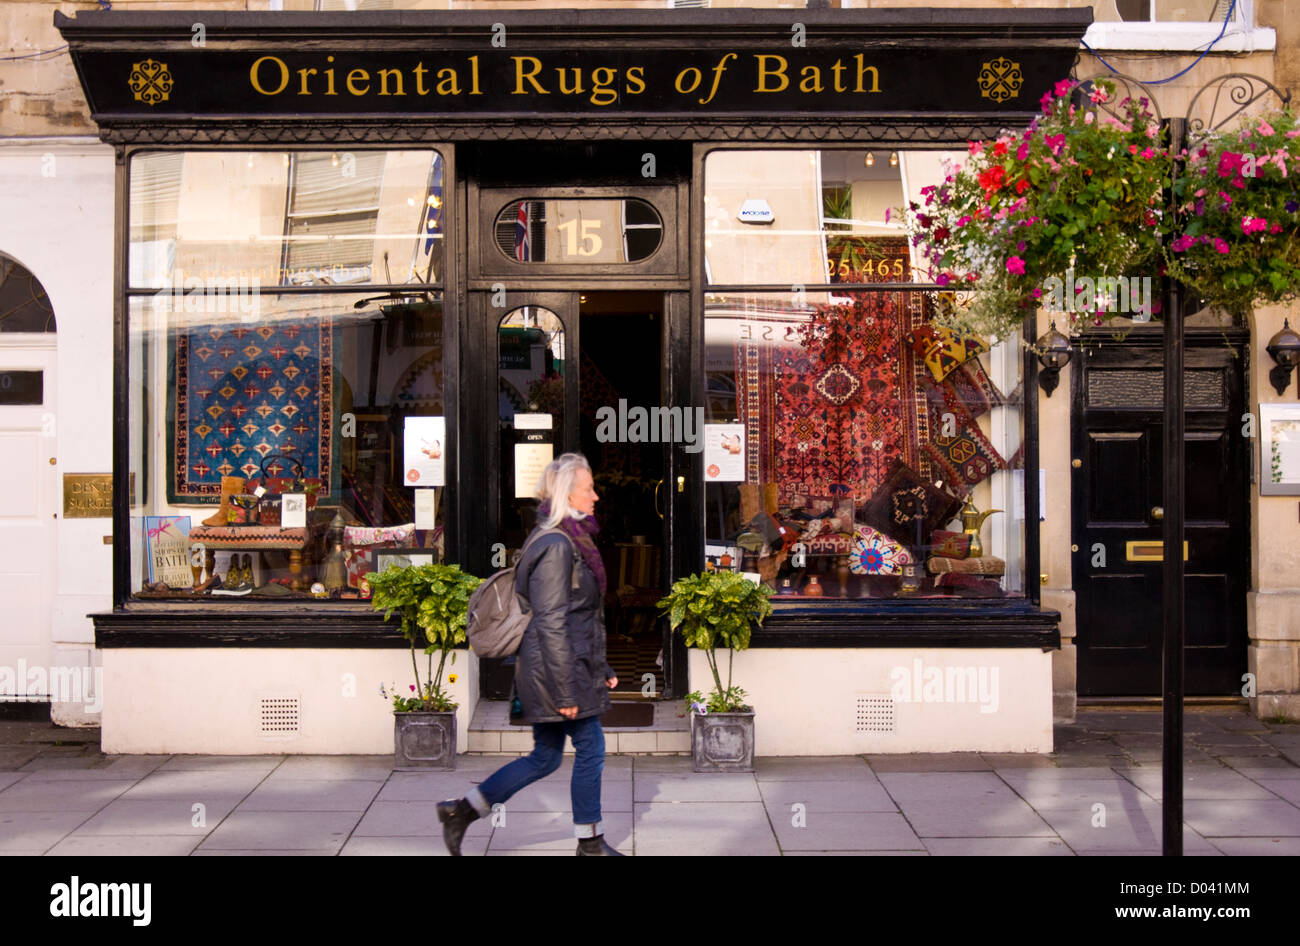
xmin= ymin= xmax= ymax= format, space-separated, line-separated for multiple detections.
xmin=1071 ymin=459 xmax=1082 ymax=469
xmin=1151 ymin=506 xmax=1164 ymax=520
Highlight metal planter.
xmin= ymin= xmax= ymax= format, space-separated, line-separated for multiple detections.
xmin=393 ymin=710 xmax=457 ymax=770
xmin=690 ymin=711 xmax=755 ymax=773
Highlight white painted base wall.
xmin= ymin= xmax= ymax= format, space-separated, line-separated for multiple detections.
xmin=100 ymin=648 xmax=481 ymax=755
xmin=687 ymin=648 xmax=1054 ymax=754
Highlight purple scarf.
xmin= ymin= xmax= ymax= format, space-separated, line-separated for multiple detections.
xmin=537 ymin=501 xmax=607 ymax=594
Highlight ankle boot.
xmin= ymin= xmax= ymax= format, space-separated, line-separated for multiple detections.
xmin=203 ymin=476 xmax=247 ymax=526
xmin=436 ymin=797 xmax=480 ymax=856
xmin=576 ymin=834 xmax=624 ymax=856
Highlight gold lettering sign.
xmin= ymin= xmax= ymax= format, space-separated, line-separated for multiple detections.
xmin=62 ymin=473 xmax=133 ymax=519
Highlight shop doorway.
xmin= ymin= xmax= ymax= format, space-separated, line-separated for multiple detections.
xmin=478 ymin=290 xmax=674 ymax=701
xmin=1071 ymin=331 xmax=1250 ymax=695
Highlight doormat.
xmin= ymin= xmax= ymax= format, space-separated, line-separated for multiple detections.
xmin=168 ymin=317 xmax=335 ymax=502
xmin=600 ymin=703 xmax=655 ymax=728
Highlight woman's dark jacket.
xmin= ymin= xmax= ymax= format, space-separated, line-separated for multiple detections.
xmin=512 ymin=528 xmax=614 ymax=724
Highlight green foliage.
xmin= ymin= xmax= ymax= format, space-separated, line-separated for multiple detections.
xmin=1168 ymin=108 xmax=1300 ymax=317
xmin=366 ymin=562 xmax=482 ymax=712
xmin=904 ymin=78 xmax=1167 ymax=340
xmin=683 ymin=687 xmax=750 ymax=715
xmin=658 ymin=571 xmax=772 ymax=711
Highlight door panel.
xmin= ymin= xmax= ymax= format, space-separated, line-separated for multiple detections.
xmin=1073 ymin=336 xmax=1248 ymax=696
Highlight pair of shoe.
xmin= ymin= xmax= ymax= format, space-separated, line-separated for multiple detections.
xmin=436 ymin=798 xmax=625 ymax=856
xmin=225 ymin=553 xmax=253 ymax=591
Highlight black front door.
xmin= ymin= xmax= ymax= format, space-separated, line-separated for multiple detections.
xmin=472 ymin=289 xmax=678 ymax=700
xmin=1072 ymin=331 xmax=1250 ymax=695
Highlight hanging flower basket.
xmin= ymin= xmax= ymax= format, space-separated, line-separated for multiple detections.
xmin=1168 ymin=109 xmax=1300 ymax=318
xmin=904 ymin=78 xmax=1168 ymax=340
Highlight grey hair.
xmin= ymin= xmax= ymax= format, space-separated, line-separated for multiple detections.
xmin=536 ymin=452 xmax=592 ymax=528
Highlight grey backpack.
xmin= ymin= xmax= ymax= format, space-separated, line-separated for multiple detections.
xmin=466 ymin=528 xmax=578 ymax=659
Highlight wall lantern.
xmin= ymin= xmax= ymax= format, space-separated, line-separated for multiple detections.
xmin=1035 ymin=320 xmax=1073 ymax=397
xmin=1265 ymin=318 xmax=1300 ymax=395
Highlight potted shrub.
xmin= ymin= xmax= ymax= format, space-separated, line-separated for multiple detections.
xmin=366 ymin=561 xmax=481 ymax=770
xmin=657 ymin=571 xmax=773 ymax=772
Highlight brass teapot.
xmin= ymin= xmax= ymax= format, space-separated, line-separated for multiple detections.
xmin=959 ymin=495 xmax=1001 ymax=559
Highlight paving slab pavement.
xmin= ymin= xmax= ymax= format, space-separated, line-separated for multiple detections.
xmin=1 ymin=708 xmax=1297 ymax=855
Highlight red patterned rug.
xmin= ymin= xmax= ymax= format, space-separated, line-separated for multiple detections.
xmin=736 ymin=291 xmax=934 ymax=505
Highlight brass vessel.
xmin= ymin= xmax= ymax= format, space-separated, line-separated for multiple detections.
xmin=959 ymin=495 xmax=1001 ymax=559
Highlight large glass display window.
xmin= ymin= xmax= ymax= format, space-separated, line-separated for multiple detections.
xmin=125 ymin=149 xmax=448 ymax=602
xmin=703 ymin=149 xmax=1028 ymax=602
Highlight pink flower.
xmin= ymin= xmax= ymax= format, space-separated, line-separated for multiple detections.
xmin=1032 ymin=287 xmax=1044 ymax=298
xmin=1016 ymin=141 xmax=1030 ymax=160
xmin=1088 ymin=86 xmax=1108 ymax=104
xmin=1045 ymin=134 xmax=1066 ymax=156
xmin=1287 ymin=130 xmax=1300 ymax=138
xmin=1129 ymin=144 xmax=1140 ymax=155
xmin=1242 ymin=216 xmax=1268 ymax=234
xmin=1141 ymin=148 xmax=1155 ymax=159
xmin=1271 ymin=223 xmax=1284 ymax=233
xmin=935 ymin=273 xmax=951 ymax=287
xmin=1054 ymin=78 xmax=1074 ymax=98
xmin=969 ymin=141 xmax=985 ymax=156
xmin=1084 ymin=111 xmax=1094 ymax=125
xmin=1214 ymin=238 xmax=1230 ymax=254
xmin=1218 ymin=152 xmax=1244 ymax=178
xmin=956 ymin=214 xmax=972 ymax=227
xmin=1006 ymin=256 xmax=1026 ymax=275
xmin=1259 ymin=120 xmax=1275 ymax=136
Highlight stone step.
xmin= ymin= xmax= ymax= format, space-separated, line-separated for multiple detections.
xmin=467 ymin=700 xmax=690 ymax=755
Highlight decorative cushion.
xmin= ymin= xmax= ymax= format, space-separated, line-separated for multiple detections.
xmin=923 ymin=359 xmax=1003 ymax=420
xmin=849 ymin=525 xmax=913 ymax=575
xmin=925 ymin=389 xmax=1006 ymax=490
xmin=927 ymin=555 xmax=1006 ymax=576
xmin=930 ymin=530 xmax=972 ymax=559
xmin=905 ymin=324 xmax=989 ymax=383
xmin=861 ymin=459 xmax=963 ymax=549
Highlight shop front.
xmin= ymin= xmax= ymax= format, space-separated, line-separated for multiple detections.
xmin=56 ymin=7 xmax=1090 ymax=754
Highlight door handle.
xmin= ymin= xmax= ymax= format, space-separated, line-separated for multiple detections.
xmin=1151 ymin=506 xmax=1164 ymax=521
xmin=653 ymin=479 xmax=664 ymax=520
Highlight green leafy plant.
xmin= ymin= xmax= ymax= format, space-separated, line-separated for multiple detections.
xmin=657 ymin=570 xmax=773 ymax=714
xmin=366 ymin=562 xmax=482 ymax=712
xmin=904 ymin=77 xmax=1168 ymax=340
xmin=1168 ymin=108 xmax=1300 ymax=317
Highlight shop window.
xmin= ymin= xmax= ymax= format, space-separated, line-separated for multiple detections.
xmin=703 ymin=150 xmax=1028 ymax=603
xmin=492 ymin=198 xmax=663 ymax=264
xmin=125 ymin=149 xmax=448 ymax=603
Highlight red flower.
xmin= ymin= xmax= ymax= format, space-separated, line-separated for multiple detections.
xmin=977 ymin=165 xmax=1006 ymax=195
xmin=1015 ymin=178 xmax=1031 ymax=194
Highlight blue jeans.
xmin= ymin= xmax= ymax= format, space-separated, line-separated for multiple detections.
xmin=469 ymin=715 xmax=605 ymax=836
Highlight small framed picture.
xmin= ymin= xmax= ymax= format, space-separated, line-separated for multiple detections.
xmin=372 ymin=550 xmax=438 ymax=573
xmin=1260 ymin=403 xmax=1300 ymax=495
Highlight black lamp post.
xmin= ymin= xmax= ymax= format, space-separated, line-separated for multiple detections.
xmin=1035 ymin=320 xmax=1073 ymax=397
xmin=1266 ymin=318 xmax=1300 ymax=396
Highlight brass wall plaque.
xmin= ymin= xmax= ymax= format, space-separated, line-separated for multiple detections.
xmin=63 ymin=473 xmax=119 ymax=518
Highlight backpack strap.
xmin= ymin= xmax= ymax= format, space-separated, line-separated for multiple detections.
xmin=516 ymin=527 xmax=581 ymax=607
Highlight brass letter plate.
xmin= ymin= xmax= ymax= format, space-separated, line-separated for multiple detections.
xmin=1125 ymin=540 xmax=1189 ymax=563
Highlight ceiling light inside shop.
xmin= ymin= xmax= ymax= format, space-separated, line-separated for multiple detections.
xmin=865 ymin=152 xmax=875 ymax=167
xmin=890 ymin=152 xmax=899 ymax=167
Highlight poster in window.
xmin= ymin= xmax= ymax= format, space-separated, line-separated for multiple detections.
xmin=403 ymin=415 xmax=446 ymax=487
xmin=144 ymin=515 xmax=193 ymax=588
xmin=703 ymin=423 xmax=745 ymax=482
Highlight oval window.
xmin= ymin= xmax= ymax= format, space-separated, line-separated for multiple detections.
xmin=494 ymin=199 xmax=663 ymax=263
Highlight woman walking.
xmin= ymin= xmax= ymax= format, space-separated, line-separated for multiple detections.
xmin=437 ymin=452 xmax=624 ymax=856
